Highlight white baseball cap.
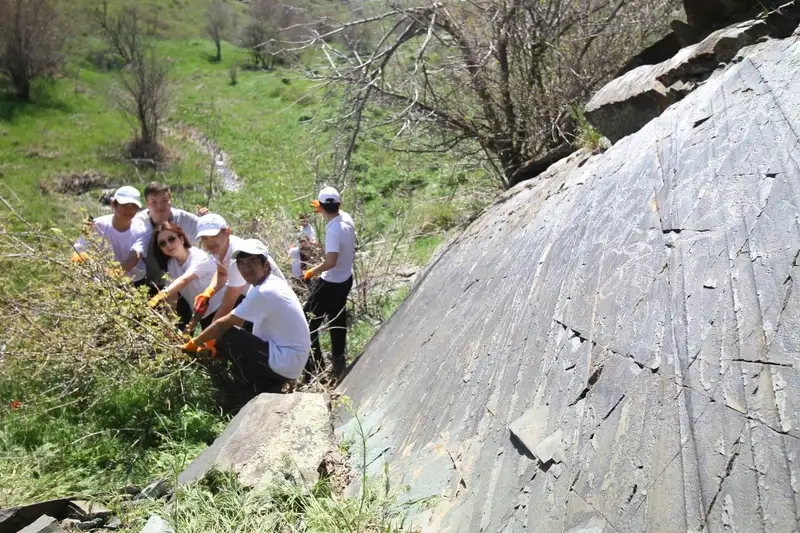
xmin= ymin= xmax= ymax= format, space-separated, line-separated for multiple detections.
xmin=311 ymin=186 xmax=341 ymax=210
xmin=196 ymin=213 xmax=228 ymax=237
xmin=111 ymin=186 xmax=142 ymax=208
xmin=231 ymin=239 xmax=270 ymax=260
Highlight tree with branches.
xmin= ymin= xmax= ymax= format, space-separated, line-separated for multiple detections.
xmin=206 ymin=0 xmax=233 ymax=62
xmin=94 ymin=1 xmax=169 ymax=160
xmin=0 ymin=0 xmax=66 ymax=101
xmin=294 ymin=0 xmax=679 ymax=189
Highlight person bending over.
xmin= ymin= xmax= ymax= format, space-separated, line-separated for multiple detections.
xmin=146 ymin=222 xmax=226 ymax=331
xmin=72 ymin=186 xmax=150 ymax=285
xmin=183 ymin=239 xmax=310 ymax=394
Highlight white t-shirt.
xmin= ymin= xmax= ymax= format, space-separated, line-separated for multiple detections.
xmin=167 ymin=247 xmax=222 ymax=317
xmin=289 ymin=246 xmax=302 ymax=278
xmin=233 ymin=274 xmax=311 ymax=379
xmin=76 ymin=214 xmax=150 ymax=281
xmin=216 ymin=235 xmax=285 ymax=290
xmin=321 ymin=211 xmax=356 ymax=283
xmin=302 ymin=224 xmax=317 ymax=243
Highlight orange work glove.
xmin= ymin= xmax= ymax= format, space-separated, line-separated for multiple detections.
xmin=310 ymin=199 xmax=322 ymax=214
xmin=303 ymin=269 xmax=315 ymax=281
xmin=105 ymin=267 xmax=124 ymax=279
xmin=182 ymin=339 xmax=200 ymax=353
xmin=148 ymin=291 xmax=168 ymax=308
xmin=201 ymin=339 xmax=217 ymax=359
xmin=70 ymin=252 xmax=91 ymax=263
xmin=193 ymin=287 xmax=216 ymax=314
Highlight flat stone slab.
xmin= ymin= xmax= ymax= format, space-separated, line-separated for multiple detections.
xmin=179 ymin=392 xmax=333 ymax=489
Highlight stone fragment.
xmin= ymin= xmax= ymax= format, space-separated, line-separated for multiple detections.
xmin=178 ymin=393 xmax=333 ymax=489
xmin=0 ymin=499 xmax=73 ymax=533
xmin=140 ymin=479 xmax=172 ymax=500
xmin=18 ymin=515 xmax=65 ymax=533
xmin=139 ymin=515 xmax=173 ymax=533
xmin=66 ymin=501 xmax=111 ymax=521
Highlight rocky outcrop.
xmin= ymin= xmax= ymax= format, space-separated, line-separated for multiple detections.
xmin=179 ymin=393 xmax=333 ymax=489
xmin=586 ymin=2 xmax=800 ymax=142
xmin=340 ymin=34 xmax=800 ymax=533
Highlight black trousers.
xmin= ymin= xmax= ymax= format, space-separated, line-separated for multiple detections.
xmin=218 ymin=327 xmax=289 ymax=394
xmin=139 ymin=279 xmax=193 ymax=329
xmin=304 ymin=276 xmax=353 ymax=369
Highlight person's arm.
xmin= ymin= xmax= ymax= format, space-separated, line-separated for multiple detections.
xmin=193 ymin=312 xmax=245 ymax=345
xmin=120 ymin=250 xmax=143 ymax=273
xmin=215 ymin=284 xmax=246 ymax=318
xmin=123 ymin=221 xmax=150 ymax=273
xmin=307 ymin=252 xmax=338 ymax=277
xmin=162 ymin=272 xmax=198 ymax=299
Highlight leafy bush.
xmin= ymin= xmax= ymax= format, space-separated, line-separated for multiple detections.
xmin=0 ymin=217 xmax=224 ymax=503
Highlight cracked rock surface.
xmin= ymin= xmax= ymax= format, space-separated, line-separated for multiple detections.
xmin=340 ymin=35 xmax=800 ymax=533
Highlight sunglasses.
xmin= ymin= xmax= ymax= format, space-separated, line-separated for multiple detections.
xmin=158 ymin=235 xmax=179 ymax=248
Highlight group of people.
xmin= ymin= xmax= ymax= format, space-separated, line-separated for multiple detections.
xmin=72 ymin=182 xmax=357 ymax=392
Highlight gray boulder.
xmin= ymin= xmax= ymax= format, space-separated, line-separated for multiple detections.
xmin=340 ymin=34 xmax=800 ymax=533
xmin=586 ymin=2 xmax=800 ymax=142
xmin=18 ymin=516 xmax=64 ymax=533
xmin=179 ymin=393 xmax=333 ymax=489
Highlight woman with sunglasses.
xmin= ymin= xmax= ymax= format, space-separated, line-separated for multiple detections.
xmin=148 ymin=222 xmax=224 ymax=330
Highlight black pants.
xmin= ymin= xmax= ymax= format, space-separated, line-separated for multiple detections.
xmin=139 ymin=280 xmax=193 ymax=329
xmin=218 ymin=327 xmax=289 ymax=395
xmin=304 ymin=276 xmax=353 ymax=370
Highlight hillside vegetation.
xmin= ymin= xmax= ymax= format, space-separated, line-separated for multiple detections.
xmin=0 ymin=0 xmax=674 ymax=528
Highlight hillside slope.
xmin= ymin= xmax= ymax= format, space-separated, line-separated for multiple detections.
xmin=340 ymin=34 xmax=800 ymax=532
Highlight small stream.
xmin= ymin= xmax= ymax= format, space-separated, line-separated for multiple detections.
xmin=172 ymin=124 xmax=243 ymax=193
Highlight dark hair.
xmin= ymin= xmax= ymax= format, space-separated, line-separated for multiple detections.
xmin=144 ymin=182 xmax=170 ymax=198
xmin=234 ymin=252 xmax=267 ymax=265
xmin=321 ymin=202 xmax=340 ymax=214
xmin=153 ymin=222 xmax=191 ymax=270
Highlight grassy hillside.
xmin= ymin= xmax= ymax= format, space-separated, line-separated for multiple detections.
xmin=0 ymin=0 xmax=493 ymax=523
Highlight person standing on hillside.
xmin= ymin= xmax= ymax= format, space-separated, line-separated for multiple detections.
xmin=302 ymin=186 xmax=356 ymax=379
xmin=192 ymin=213 xmax=286 ymax=326
xmin=299 ymin=213 xmax=317 ymax=244
xmin=183 ymin=239 xmax=310 ymax=396
xmin=72 ymin=186 xmax=150 ymax=285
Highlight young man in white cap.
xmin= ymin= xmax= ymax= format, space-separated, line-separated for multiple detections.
xmin=303 ymin=186 xmax=356 ymax=378
xmin=192 ymin=213 xmax=285 ymax=324
xmin=72 ymin=185 xmax=150 ymax=284
xmin=183 ymin=239 xmax=310 ymax=395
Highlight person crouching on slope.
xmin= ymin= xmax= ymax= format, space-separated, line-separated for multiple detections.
xmin=192 ymin=214 xmax=286 ymax=326
xmin=182 ymin=239 xmax=311 ymax=394
xmin=146 ymin=222 xmax=225 ymax=331
xmin=72 ymin=185 xmax=150 ymax=285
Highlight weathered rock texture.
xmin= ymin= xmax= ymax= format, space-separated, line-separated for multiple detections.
xmin=179 ymin=393 xmax=333 ymax=489
xmin=341 ymin=35 xmax=800 ymax=533
xmin=586 ymin=2 xmax=800 ymax=142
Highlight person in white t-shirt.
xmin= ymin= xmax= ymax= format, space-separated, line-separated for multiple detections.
xmin=146 ymin=222 xmax=224 ymax=331
xmin=191 ymin=213 xmax=285 ymax=322
xmin=72 ymin=185 xmax=150 ymax=284
xmin=299 ymin=213 xmax=317 ymax=243
xmin=183 ymin=239 xmax=310 ymax=395
xmin=302 ymin=186 xmax=357 ymax=379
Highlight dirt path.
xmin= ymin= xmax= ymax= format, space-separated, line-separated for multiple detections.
xmin=170 ymin=124 xmax=242 ymax=193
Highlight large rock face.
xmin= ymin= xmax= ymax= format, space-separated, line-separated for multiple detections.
xmin=341 ymin=35 xmax=800 ymax=533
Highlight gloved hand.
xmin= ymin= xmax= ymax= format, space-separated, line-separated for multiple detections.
xmin=310 ymin=199 xmax=322 ymax=214
xmin=148 ymin=291 xmax=168 ymax=308
xmin=193 ymin=287 xmax=216 ymax=314
xmin=182 ymin=339 xmax=200 ymax=353
xmin=303 ymin=269 xmax=315 ymax=281
xmin=201 ymin=339 xmax=217 ymax=359
xmin=70 ymin=252 xmax=91 ymax=263
xmin=106 ymin=267 xmax=124 ymax=279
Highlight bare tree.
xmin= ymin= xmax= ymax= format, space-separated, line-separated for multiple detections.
xmin=94 ymin=1 xmax=169 ymax=159
xmin=296 ymin=0 xmax=679 ymax=189
xmin=0 ymin=0 xmax=66 ymax=100
xmin=206 ymin=0 xmax=233 ymax=62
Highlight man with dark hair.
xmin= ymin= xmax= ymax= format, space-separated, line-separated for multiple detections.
xmin=303 ymin=186 xmax=356 ymax=379
xmin=183 ymin=239 xmax=310 ymax=395
xmin=136 ymin=182 xmax=203 ymax=322
xmin=137 ymin=182 xmax=202 ymax=289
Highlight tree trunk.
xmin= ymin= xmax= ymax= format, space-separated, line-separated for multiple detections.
xmin=215 ymin=39 xmax=222 ymax=62
xmin=15 ymin=76 xmax=31 ymax=101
